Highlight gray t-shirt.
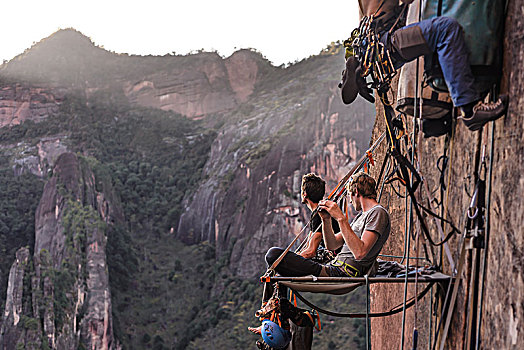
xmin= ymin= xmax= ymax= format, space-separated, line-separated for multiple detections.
xmin=335 ymin=204 xmax=390 ymax=275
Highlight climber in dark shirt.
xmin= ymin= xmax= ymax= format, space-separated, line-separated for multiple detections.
xmin=296 ymin=173 xmax=339 ymax=262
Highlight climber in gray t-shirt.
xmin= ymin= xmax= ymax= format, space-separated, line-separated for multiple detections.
xmin=318 ymin=172 xmax=390 ymax=276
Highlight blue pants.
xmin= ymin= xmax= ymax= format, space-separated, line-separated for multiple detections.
xmin=397 ymin=17 xmax=479 ymax=107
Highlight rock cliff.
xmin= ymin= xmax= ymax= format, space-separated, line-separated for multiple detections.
xmin=0 ymin=84 xmax=62 ymax=128
xmin=0 ymin=28 xmax=376 ymax=348
xmin=0 ymin=153 xmax=118 ymax=349
xmin=367 ymin=1 xmax=524 ymax=348
xmin=176 ymin=53 xmax=375 ymax=277
xmin=1 ymin=29 xmax=278 ymax=119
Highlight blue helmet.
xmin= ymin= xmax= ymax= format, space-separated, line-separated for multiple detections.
xmin=261 ymin=319 xmax=291 ymax=349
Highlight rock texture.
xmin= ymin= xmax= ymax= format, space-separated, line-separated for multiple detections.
xmin=176 ymin=53 xmax=375 ymax=277
xmin=1 ymin=153 xmax=119 ymax=349
xmin=368 ymin=1 xmax=524 ymax=349
xmin=0 ymin=247 xmax=41 ymax=350
xmin=0 ymin=84 xmax=62 ymax=128
xmin=1 ymin=29 xmax=277 ymax=120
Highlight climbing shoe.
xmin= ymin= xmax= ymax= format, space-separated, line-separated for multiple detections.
xmin=460 ymin=94 xmax=509 ymax=131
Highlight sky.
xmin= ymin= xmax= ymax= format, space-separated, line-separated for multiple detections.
xmin=1 ymin=0 xmax=360 ymax=66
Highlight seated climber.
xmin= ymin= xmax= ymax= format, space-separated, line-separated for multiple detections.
xmin=249 ymin=173 xmax=336 ymax=350
xmin=266 ymin=171 xmax=390 ymax=278
xmin=342 ymin=0 xmax=508 ymax=131
xmin=296 ymin=173 xmax=339 ymax=262
xmin=249 ymin=172 xmax=390 ymax=349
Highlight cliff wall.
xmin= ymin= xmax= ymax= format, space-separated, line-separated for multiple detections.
xmin=369 ymin=0 xmax=524 ymax=348
xmin=176 ymin=54 xmax=375 ymax=277
xmin=1 ymin=29 xmax=278 ymax=119
xmin=0 ymin=153 xmax=119 ymax=349
xmin=0 ymin=84 xmax=62 ymax=128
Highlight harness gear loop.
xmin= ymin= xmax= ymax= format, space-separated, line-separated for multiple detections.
xmin=304 ymin=310 xmax=321 ymax=331
xmin=331 ymin=260 xmax=361 ymax=277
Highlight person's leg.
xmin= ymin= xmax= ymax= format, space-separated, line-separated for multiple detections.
xmin=289 ymin=322 xmax=313 ymax=350
xmin=410 ymin=16 xmax=508 ymax=130
xmin=265 ymin=247 xmax=323 ymax=277
xmin=415 ymin=16 xmax=479 ymax=107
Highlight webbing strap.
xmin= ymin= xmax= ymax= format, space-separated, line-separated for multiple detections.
xmin=291 ymin=282 xmax=434 ymax=319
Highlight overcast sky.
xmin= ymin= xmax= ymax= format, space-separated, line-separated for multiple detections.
xmin=1 ymin=0 xmax=360 ymax=66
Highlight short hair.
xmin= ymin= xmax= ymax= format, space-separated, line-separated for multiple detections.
xmin=301 ymin=173 xmax=326 ymax=203
xmin=346 ymin=172 xmax=377 ymax=199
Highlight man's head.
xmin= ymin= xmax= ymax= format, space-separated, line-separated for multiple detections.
xmin=346 ymin=172 xmax=377 ymax=211
xmin=301 ymin=173 xmax=326 ymax=204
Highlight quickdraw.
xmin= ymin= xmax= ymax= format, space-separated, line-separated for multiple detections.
xmin=345 ymin=14 xmax=398 ymax=92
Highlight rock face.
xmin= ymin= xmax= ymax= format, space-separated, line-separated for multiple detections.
xmin=0 ymin=247 xmax=41 ymax=350
xmin=0 ymin=153 xmax=118 ymax=349
xmin=1 ymin=29 xmax=277 ymax=120
xmin=122 ymin=50 xmax=268 ymax=118
xmin=368 ymin=1 xmax=524 ymax=349
xmin=176 ymin=52 xmax=375 ymax=277
xmin=0 ymin=84 xmax=62 ymax=128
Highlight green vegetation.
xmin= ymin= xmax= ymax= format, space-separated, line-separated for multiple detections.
xmin=0 ymin=90 xmax=215 ymax=348
xmin=0 ymin=168 xmax=43 ymax=306
xmin=0 ymin=33 xmax=372 ymax=349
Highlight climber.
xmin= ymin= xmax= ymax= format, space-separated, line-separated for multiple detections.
xmin=265 ymin=172 xmax=389 ymax=278
xmin=296 ymin=173 xmax=339 ymax=262
xmin=250 ymin=172 xmax=390 ymax=349
xmin=250 ymin=173 xmax=338 ymax=350
xmin=341 ymin=0 xmax=508 ymax=131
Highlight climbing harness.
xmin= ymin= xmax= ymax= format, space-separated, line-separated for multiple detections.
xmin=330 ymin=259 xmax=360 ymax=277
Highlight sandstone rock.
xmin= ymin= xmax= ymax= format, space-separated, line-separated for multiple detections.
xmin=2 ymin=153 xmax=116 ymax=349
xmin=0 ymin=247 xmax=31 ymax=349
xmin=0 ymin=84 xmax=62 ymax=128
xmin=176 ymin=53 xmax=376 ymax=277
xmin=368 ymin=2 xmax=524 ymax=348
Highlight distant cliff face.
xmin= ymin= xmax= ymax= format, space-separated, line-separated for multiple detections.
xmin=0 ymin=28 xmax=377 ymax=348
xmin=1 ymin=153 xmax=118 ymax=349
xmin=1 ymin=29 xmax=277 ymax=120
xmin=176 ymin=53 xmax=375 ymax=277
xmin=0 ymin=84 xmax=62 ymax=128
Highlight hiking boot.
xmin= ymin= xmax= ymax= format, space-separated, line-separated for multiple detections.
xmin=460 ymin=95 xmax=509 ymax=131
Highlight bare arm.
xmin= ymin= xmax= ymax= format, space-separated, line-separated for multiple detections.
xmin=319 ymin=200 xmax=379 ymax=260
xmin=335 ymin=219 xmax=379 ymax=260
xmin=320 ymin=212 xmax=345 ymax=251
xmin=299 ymin=231 xmax=323 ymax=259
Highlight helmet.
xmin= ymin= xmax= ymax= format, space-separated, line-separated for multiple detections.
xmin=261 ymin=319 xmax=291 ymax=349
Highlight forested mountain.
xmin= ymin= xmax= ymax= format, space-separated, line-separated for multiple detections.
xmin=0 ymin=29 xmax=375 ymax=349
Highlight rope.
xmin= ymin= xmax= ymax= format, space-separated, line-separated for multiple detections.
xmin=475 ymin=105 xmax=497 ymax=349
xmin=290 ymin=282 xmax=434 ymax=319
xmin=366 ymin=274 xmax=371 ymax=350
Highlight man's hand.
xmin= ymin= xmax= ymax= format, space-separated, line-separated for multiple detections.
xmin=318 ymin=200 xmax=346 ymax=221
xmin=299 ymin=250 xmax=316 ymax=259
xmin=317 ymin=207 xmax=331 ymax=221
